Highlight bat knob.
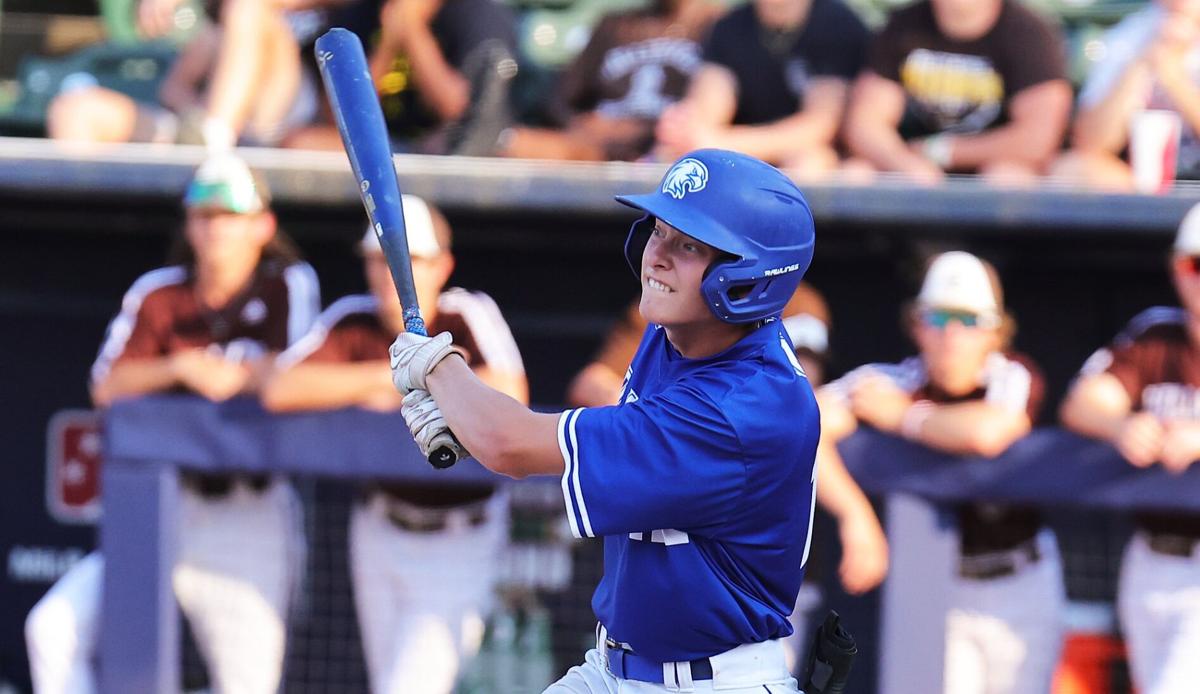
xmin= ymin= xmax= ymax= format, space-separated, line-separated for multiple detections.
xmin=428 ymin=446 xmax=458 ymax=469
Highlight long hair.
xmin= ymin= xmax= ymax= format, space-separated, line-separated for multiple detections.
xmin=166 ymin=213 xmax=303 ymax=273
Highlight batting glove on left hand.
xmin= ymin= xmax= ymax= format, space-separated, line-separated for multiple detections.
xmin=402 ymin=389 xmax=470 ymax=460
xmin=389 ymin=331 xmax=465 ymax=395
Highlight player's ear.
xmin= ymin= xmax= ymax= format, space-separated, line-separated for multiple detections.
xmin=435 ymin=251 xmax=455 ymax=284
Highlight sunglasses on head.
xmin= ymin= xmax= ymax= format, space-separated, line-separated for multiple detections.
xmin=918 ymin=308 xmax=1000 ymax=330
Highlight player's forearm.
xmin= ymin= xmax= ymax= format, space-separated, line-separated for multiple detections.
xmin=91 ymin=359 xmax=179 ymax=406
xmin=909 ymin=402 xmax=1030 ymax=457
xmin=427 ymin=357 xmax=563 ymax=478
xmin=405 ymin=27 xmax=470 ymax=121
xmin=846 ymin=120 xmax=928 ymax=172
xmin=472 ymin=365 xmax=529 ymax=405
xmin=949 ymin=120 xmax=1062 ymax=170
xmin=261 ymin=362 xmax=391 ymax=412
xmin=717 ymin=112 xmax=838 ymax=163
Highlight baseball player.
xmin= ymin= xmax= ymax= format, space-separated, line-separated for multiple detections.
xmin=25 ymin=154 xmax=319 ymax=694
xmin=389 ymin=149 xmax=819 ymax=692
xmin=565 ymin=284 xmax=889 ymax=672
xmin=262 ymin=194 xmax=526 ymax=694
xmin=1060 ymin=203 xmax=1200 ymax=694
xmin=818 ymin=251 xmax=1064 ymax=694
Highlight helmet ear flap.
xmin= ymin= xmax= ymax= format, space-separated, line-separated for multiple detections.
xmin=624 ymin=213 xmax=655 ymax=278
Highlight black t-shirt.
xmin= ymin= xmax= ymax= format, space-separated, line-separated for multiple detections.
xmin=377 ymin=0 xmax=517 ymax=139
xmin=867 ymin=0 xmax=1066 ymax=139
xmin=702 ymin=0 xmax=868 ymax=125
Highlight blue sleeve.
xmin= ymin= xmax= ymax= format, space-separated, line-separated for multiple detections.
xmin=558 ymin=385 xmax=747 ymax=539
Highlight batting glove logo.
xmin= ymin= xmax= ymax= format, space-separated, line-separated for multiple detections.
xmin=661 ymin=158 xmax=709 ymax=199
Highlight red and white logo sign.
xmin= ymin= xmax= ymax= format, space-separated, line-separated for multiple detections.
xmin=45 ymin=410 xmax=103 ymax=524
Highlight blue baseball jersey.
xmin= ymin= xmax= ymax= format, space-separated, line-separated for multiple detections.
xmin=558 ymin=320 xmax=820 ymax=662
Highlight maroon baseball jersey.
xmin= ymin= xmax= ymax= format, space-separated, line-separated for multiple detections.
xmin=279 ymin=289 xmax=525 ymax=506
xmin=92 ymin=260 xmax=321 ymax=385
xmin=828 ymin=351 xmax=1046 ymax=555
xmin=1082 ymin=307 xmax=1200 ymax=537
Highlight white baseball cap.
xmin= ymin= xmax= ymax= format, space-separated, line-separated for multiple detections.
xmin=782 ymin=314 xmax=829 ymax=355
xmin=360 ymin=194 xmax=442 ymax=258
xmin=916 ymin=251 xmax=1000 ymax=315
xmin=1174 ymin=201 xmax=1200 ymax=255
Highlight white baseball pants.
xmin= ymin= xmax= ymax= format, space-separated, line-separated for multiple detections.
xmin=349 ymin=491 xmax=508 ymax=694
xmin=942 ymin=530 xmax=1065 ymax=694
xmin=1119 ymin=532 xmax=1200 ymax=694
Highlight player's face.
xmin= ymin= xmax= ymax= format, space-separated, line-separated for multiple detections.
xmin=639 ymin=220 xmax=721 ymax=330
xmin=364 ymin=250 xmax=453 ymax=328
xmin=185 ymin=209 xmax=273 ymax=270
xmin=1172 ymin=254 xmax=1200 ymax=317
xmin=912 ymin=307 xmax=1002 ymax=395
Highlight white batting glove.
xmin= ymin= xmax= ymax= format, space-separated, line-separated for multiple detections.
xmin=389 ymin=331 xmax=465 ymax=395
xmin=401 ymin=390 xmax=469 ymax=459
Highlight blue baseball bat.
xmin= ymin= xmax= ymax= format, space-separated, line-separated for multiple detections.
xmin=315 ymin=28 xmax=464 ymax=469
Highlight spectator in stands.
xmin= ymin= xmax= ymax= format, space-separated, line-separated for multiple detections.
xmin=286 ymin=0 xmax=518 ymax=154
xmin=1060 ymin=203 xmax=1200 ymax=693
xmin=24 ymin=155 xmax=320 ymax=694
xmin=498 ymin=0 xmax=722 ymax=161
xmin=47 ymin=0 xmax=333 ymax=147
xmin=820 ymin=252 xmax=1063 ymax=694
xmin=566 ymin=284 xmax=890 ymax=672
xmin=262 ymin=196 xmax=525 ymax=693
xmin=844 ymin=0 xmax=1071 ymax=185
xmin=1051 ymin=0 xmax=1200 ymax=191
xmin=653 ymin=0 xmax=869 ymax=174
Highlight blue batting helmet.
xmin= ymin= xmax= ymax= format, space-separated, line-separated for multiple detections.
xmin=617 ymin=149 xmax=816 ymax=324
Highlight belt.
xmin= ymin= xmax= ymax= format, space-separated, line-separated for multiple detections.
xmin=378 ymin=494 xmax=490 ymax=533
xmin=1147 ymin=532 xmax=1200 ymax=558
xmin=598 ymin=624 xmax=713 ymax=684
xmin=958 ymin=538 xmax=1041 ymax=580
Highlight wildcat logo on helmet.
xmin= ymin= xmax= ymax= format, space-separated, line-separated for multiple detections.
xmin=661 ymin=158 xmax=709 ymax=199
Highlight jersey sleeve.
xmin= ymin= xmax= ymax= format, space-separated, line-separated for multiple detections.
xmin=90 ymin=267 xmax=185 ymax=386
xmin=1097 ymin=340 xmax=1151 ymax=406
xmin=999 ymin=6 xmax=1067 ymax=95
xmin=557 ymin=385 xmax=747 ymax=539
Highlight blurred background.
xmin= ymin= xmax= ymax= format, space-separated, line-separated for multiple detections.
xmin=2 ymin=0 xmax=1199 ymax=692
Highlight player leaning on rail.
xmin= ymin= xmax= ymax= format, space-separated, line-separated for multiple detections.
xmin=389 ymin=149 xmax=820 ymax=692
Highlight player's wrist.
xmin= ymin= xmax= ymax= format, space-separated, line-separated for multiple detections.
xmin=921 ymin=134 xmax=954 ymax=170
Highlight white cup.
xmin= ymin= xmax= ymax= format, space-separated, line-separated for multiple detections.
xmin=1130 ymin=109 xmax=1182 ymax=194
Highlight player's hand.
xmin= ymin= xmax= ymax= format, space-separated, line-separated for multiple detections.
xmin=1160 ymin=420 xmax=1200 ymax=474
xmin=837 ymin=506 xmax=890 ymax=595
xmin=849 ymin=374 xmax=913 ymax=435
xmin=170 ymin=350 xmax=251 ymax=402
xmin=401 ymin=389 xmax=468 ymax=458
xmin=1114 ymin=412 xmax=1165 ymax=468
xmin=389 ymin=331 xmax=465 ymax=395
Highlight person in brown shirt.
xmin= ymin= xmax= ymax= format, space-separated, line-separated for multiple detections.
xmin=844 ymin=0 xmax=1071 ymax=185
xmin=25 ymin=154 xmax=321 ymax=694
xmin=262 ymin=194 xmax=526 ymax=694
xmin=499 ymin=0 xmax=721 ymax=161
xmin=820 ymin=252 xmax=1064 ymax=694
xmin=1061 ymin=202 xmax=1200 ymax=693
